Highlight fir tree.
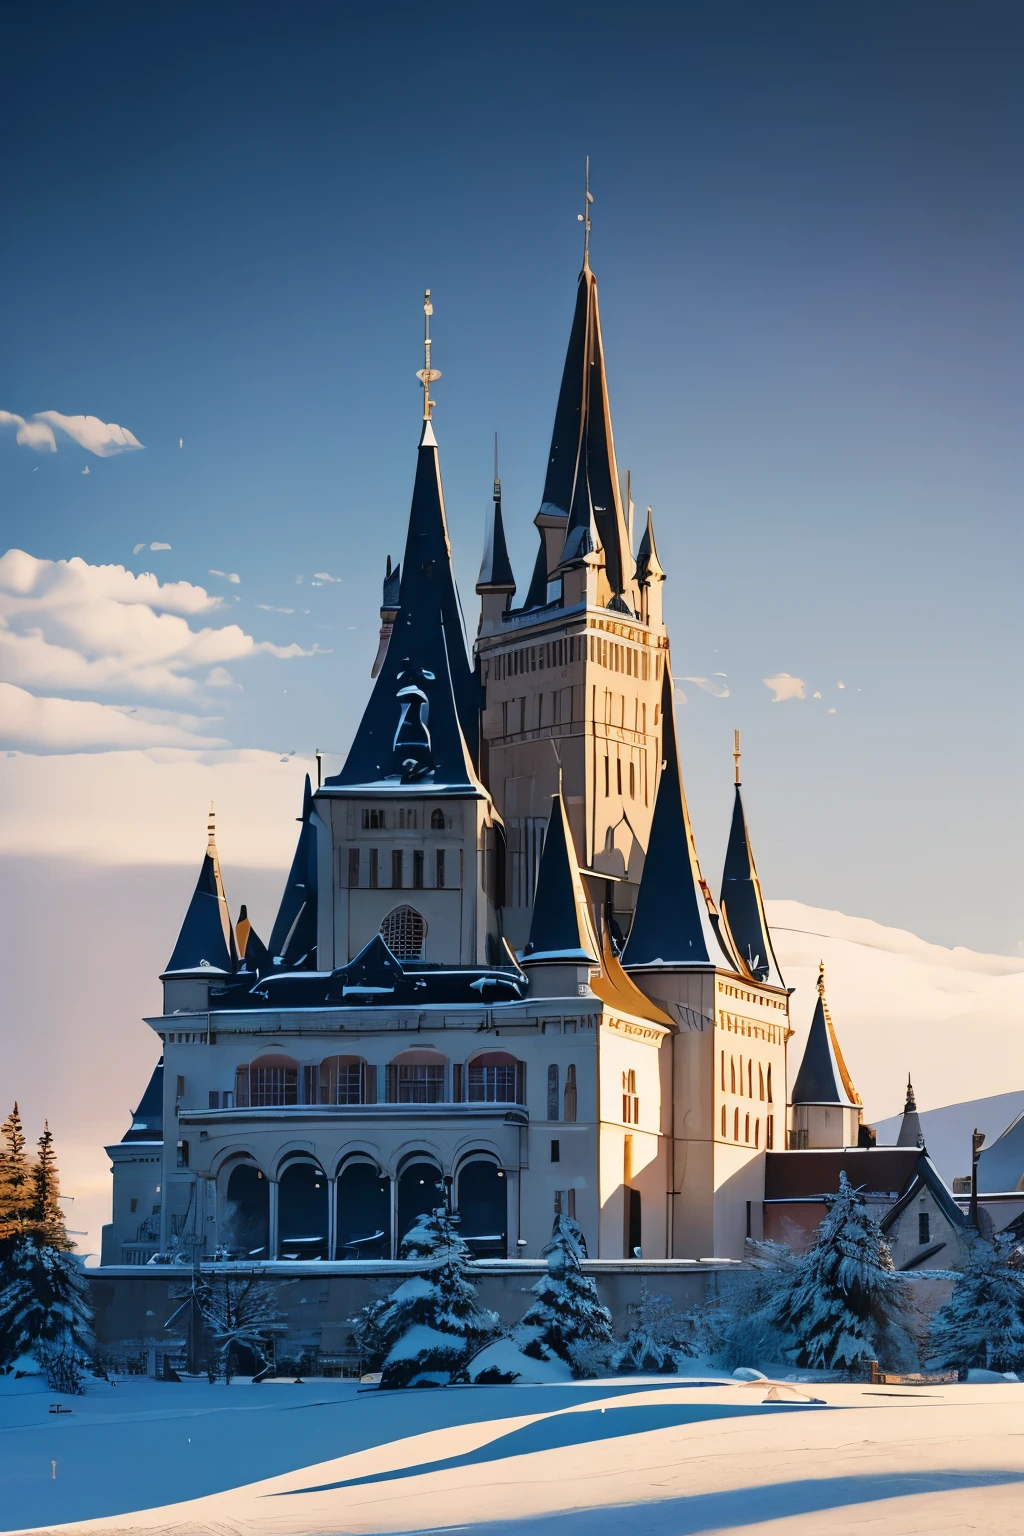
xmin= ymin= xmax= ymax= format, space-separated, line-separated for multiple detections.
xmin=612 ymin=1281 xmax=679 ymax=1373
xmin=928 ymin=1234 xmax=1024 ymax=1376
xmin=0 ymin=1241 xmax=94 ymax=1385
xmin=30 ymin=1123 xmax=70 ymax=1250
xmin=518 ymin=1214 xmax=613 ymax=1375
xmin=198 ymin=1274 xmax=285 ymax=1383
xmin=757 ymin=1172 xmax=911 ymax=1373
xmin=0 ymin=1104 xmax=30 ymax=1255
xmin=379 ymin=1206 xmax=499 ymax=1389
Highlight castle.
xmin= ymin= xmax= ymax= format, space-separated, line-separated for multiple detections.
xmin=102 ymin=232 xmax=949 ymax=1283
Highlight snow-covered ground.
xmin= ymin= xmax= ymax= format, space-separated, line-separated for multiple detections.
xmin=6 ymin=1372 xmax=1024 ymax=1535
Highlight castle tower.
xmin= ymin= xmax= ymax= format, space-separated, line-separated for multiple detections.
xmin=789 ymin=963 xmax=863 ymax=1148
xmin=161 ymin=806 xmax=236 ymax=1014
xmin=720 ymin=734 xmax=785 ymax=987
xmin=268 ymin=774 xmax=318 ymax=970
xmin=896 ymin=1074 xmax=924 ymax=1149
xmin=475 ymin=241 xmax=669 ymax=948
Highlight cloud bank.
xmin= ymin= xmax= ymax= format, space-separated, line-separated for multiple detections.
xmin=763 ymin=672 xmax=807 ymax=702
xmin=1 ymin=410 xmax=144 ymax=456
xmin=0 ymin=683 xmax=229 ymax=752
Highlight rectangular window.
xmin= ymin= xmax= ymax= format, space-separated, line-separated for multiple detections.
xmin=629 ymin=761 xmax=635 ymax=798
xmin=336 ymin=1063 xmax=363 ymax=1104
xmin=208 ymin=1090 xmax=220 ymax=1109
xmin=303 ymin=1064 xmax=320 ymax=1104
xmin=621 ymin=1069 xmax=638 ymax=1125
xmin=176 ymin=1140 xmax=189 ymax=1169
xmin=397 ymin=1064 xmax=445 ymax=1104
xmin=130 ymin=1197 xmax=138 ymax=1213
xmin=235 ymin=1065 xmax=250 ymax=1108
xmin=468 ymin=1064 xmax=517 ymax=1102
xmin=369 ymin=848 xmax=379 ymax=888
xmin=919 ymin=1211 xmax=930 ymax=1245
xmin=250 ymin=1065 xmax=298 ymax=1107
xmin=223 ymin=1090 xmax=233 ymax=1109
xmin=604 ymin=756 xmax=610 ymax=795
xmin=348 ymin=848 xmax=360 ymax=888
xmin=563 ymin=1063 xmax=578 ymax=1122
xmin=362 ymin=808 xmax=385 ymax=830
xmin=175 ymin=1075 xmax=185 ymax=1099
xmin=392 ymin=849 xmax=403 ymax=888
xmin=766 ymin=1114 xmax=775 ymax=1149
xmin=551 ymin=1138 xmax=560 ymax=1162
xmin=547 ymin=1063 xmax=559 ymax=1120
xmin=436 ymin=849 xmax=446 ymax=888
xmin=616 ymin=758 xmax=622 ymax=795
xmin=412 ymin=849 xmax=424 ymax=888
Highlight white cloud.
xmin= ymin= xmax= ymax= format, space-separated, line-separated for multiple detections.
xmin=0 ymin=410 xmax=144 ymax=456
xmin=312 ymin=571 xmax=341 ymax=586
xmin=205 ymin=666 xmax=236 ymax=688
xmin=813 ymin=691 xmax=822 ymax=700
xmin=209 ymin=569 xmax=241 ymax=584
xmin=150 ymin=542 xmax=171 ymax=552
xmin=81 ymin=466 xmax=90 ymax=476
xmin=133 ymin=543 xmax=146 ymax=554
xmin=828 ymin=707 xmax=837 ymax=714
xmin=0 ymin=683 xmax=228 ymax=752
xmin=679 ymin=674 xmax=730 ymax=699
xmin=838 ymin=681 xmax=846 ymax=690
xmin=0 ymin=549 xmax=311 ymax=701
xmin=257 ymin=604 xmax=295 ymax=614
xmin=762 ymin=672 xmax=807 ymax=703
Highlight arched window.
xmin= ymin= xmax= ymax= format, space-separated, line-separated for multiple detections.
xmin=767 ymin=1064 xmax=773 ymax=1103
xmin=430 ymin=808 xmax=446 ymax=830
xmin=739 ymin=1055 xmax=744 ymax=1096
xmin=223 ymin=1163 xmax=268 ymax=1258
xmin=755 ymin=1118 xmax=760 ymax=1148
xmin=389 ymin=1048 xmax=447 ymax=1104
xmin=277 ymin=1158 xmax=328 ymax=1260
xmin=397 ymin=1158 xmax=442 ymax=1241
xmin=748 ymin=1060 xmax=753 ymax=1097
xmin=563 ymin=1064 xmax=577 ymax=1122
xmin=319 ymin=1055 xmax=367 ymax=1106
xmin=468 ymin=1051 xmax=518 ymax=1104
xmin=457 ymin=1158 xmax=507 ymax=1257
xmin=720 ymin=1051 xmax=725 ymax=1091
xmin=759 ymin=1064 xmax=765 ymax=1101
xmin=629 ymin=761 xmax=635 ymax=798
xmin=247 ymin=1054 xmax=298 ymax=1107
xmin=730 ymin=1057 xmax=736 ymax=1093
xmin=745 ymin=1113 xmax=750 ymax=1143
xmin=721 ymin=1105 xmax=726 ymax=1137
xmin=733 ymin=1108 xmax=739 ymax=1141
xmin=379 ymin=905 xmax=426 ymax=960
xmin=336 ymin=1160 xmax=389 ymax=1259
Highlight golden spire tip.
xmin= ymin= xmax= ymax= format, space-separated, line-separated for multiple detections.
xmin=733 ymin=729 xmax=741 ymax=785
xmin=415 ymin=288 xmax=441 ymax=421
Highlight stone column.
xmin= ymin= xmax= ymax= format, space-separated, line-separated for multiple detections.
xmin=327 ymin=1177 xmax=337 ymax=1261
xmin=268 ymin=1179 xmax=280 ymax=1259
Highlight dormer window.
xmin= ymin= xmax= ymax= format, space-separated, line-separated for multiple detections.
xmin=430 ymin=808 xmax=446 ymax=830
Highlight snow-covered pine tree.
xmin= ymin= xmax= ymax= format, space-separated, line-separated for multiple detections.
xmin=612 ymin=1281 xmax=679 ymax=1373
xmin=928 ymin=1233 xmax=1024 ymax=1376
xmin=518 ymin=1214 xmax=612 ymax=1376
xmin=718 ymin=1239 xmax=802 ymax=1369
xmin=758 ymin=1171 xmax=911 ymax=1374
xmin=0 ymin=1241 xmax=95 ymax=1386
xmin=379 ymin=1205 xmax=498 ymax=1389
xmin=198 ymin=1274 xmax=285 ymax=1383
xmin=30 ymin=1123 xmax=71 ymax=1250
xmin=0 ymin=1104 xmax=31 ymax=1255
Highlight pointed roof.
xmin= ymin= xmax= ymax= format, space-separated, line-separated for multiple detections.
xmin=622 ymin=670 xmax=743 ymax=971
xmin=164 ymin=808 xmax=236 ymax=974
xmin=476 ymin=474 xmax=516 ymax=594
xmin=590 ymin=928 xmax=674 ymax=1027
xmin=976 ymin=1108 xmax=1024 ymax=1193
xmin=521 ymin=792 xmax=598 ymax=964
xmin=720 ymin=773 xmax=785 ymax=988
xmin=121 ymin=1059 xmax=164 ymax=1143
xmin=537 ymin=259 xmax=633 ymax=597
xmin=268 ymin=774 xmax=318 ymax=970
xmin=235 ymin=904 xmax=270 ymax=977
xmin=635 ymin=507 xmax=665 ymax=587
xmin=896 ymin=1075 xmax=925 ymax=1148
xmin=791 ymin=963 xmax=862 ymax=1108
xmin=324 ymin=420 xmax=483 ymax=791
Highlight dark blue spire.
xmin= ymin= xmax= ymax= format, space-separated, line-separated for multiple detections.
xmin=235 ymin=904 xmax=270 ymax=976
xmin=623 ymin=669 xmax=741 ymax=971
xmin=720 ymin=773 xmax=785 ymax=988
xmin=325 ymin=420 xmax=482 ymax=790
xmin=165 ymin=810 xmax=236 ymax=973
xmin=268 ymin=774 xmax=318 ymax=970
xmin=791 ymin=964 xmax=861 ymax=1108
xmin=522 ymin=792 xmax=598 ymax=963
xmin=477 ymin=455 xmax=516 ymax=596
xmin=121 ymin=1059 xmax=163 ymax=1143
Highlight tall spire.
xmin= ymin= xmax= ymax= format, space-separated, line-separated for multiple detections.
xmin=623 ymin=670 xmax=742 ymax=971
xmin=791 ymin=963 xmax=862 ymax=1109
xmin=268 ymin=775 xmax=318 ymax=970
xmin=634 ymin=506 xmax=665 ymax=587
xmin=325 ymin=291 xmax=482 ymax=789
xmin=719 ymin=734 xmax=785 ymax=987
xmin=415 ymin=288 xmax=441 ymax=423
xmin=476 ymin=434 xmax=516 ymax=596
xmin=531 ymin=173 xmax=633 ymax=602
xmin=897 ymin=1074 xmax=925 ymax=1148
xmin=521 ymin=792 xmax=598 ymax=964
xmin=164 ymin=805 xmax=236 ymax=974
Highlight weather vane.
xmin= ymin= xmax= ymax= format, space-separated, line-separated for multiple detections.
xmin=577 ymin=155 xmax=593 ymax=263
xmin=415 ymin=289 xmax=442 ymax=421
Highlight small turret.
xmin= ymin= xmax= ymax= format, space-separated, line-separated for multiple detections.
xmin=162 ymin=806 xmax=236 ymax=1011
xmin=520 ymin=791 xmax=598 ymax=997
xmin=790 ymin=963 xmax=863 ymax=1149
xmin=476 ymin=438 xmax=516 ymax=634
xmin=268 ymin=775 xmax=318 ymax=971
xmin=634 ymin=507 xmax=665 ymax=628
xmin=235 ymin=904 xmax=270 ymax=977
xmin=719 ymin=732 xmax=784 ymax=987
xmin=896 ymin=1074 xmax=925 ymax=1149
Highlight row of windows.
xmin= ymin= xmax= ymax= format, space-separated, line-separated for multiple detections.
xmin=603 ymin=753 xmax=645 ymax=803
xmin=490 ymin=633 xmax=663 ymax=685
xmin=720 ymin=1107 xmax=775 ymax=1148
xmin=228 ymin=1051 xmax=527 ymax=1109
xmin=361 ymin=807 xmax=447 ymax=832
xmin=720 ymin=1052 xmax=774 ymax=1102
xmin=719 ymin=983 xmax=788 ymax=1013
xmin=347 ymin=848 xmax=453 ymax=891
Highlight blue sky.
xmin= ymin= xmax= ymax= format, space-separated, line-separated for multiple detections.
xmin=1 ymin=0 xmax=1021 ymax=952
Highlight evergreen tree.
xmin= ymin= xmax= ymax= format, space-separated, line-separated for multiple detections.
xmin=0 ymin=1241 xmax=94 ymax=1386
xmin=928 ymin=1234 xmax=1024 ymax=1376
xmin=198 ymin=1274 xmax=285 ymax=1383
xmin=30 ymin=1123 xmax=71 ymax=1250
xmin=757 ymin=1172 xmax=911 ymax=1373
xmin=612 ymin=1281 xmax=679 ymax=1373
xmin=0 ymin=1104 xmax=30 ymax=1255
xmin=379 ymin=1206 xmax=499 ymax=1388
xmin=518 ymin=1215 xmax=613 ymax=1375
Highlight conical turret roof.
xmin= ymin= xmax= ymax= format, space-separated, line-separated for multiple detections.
xmin=268 ymin=774 xmax=318 ymax=970
xmin=720 ymin=773 xmax=785 ymax=988
xmin=521 ymin=792 xmax=598 ymax=964
xmin=164 ymin=809 xmax=236 ymax=974
xmin=896 ymin=1075 xmax=924 ymax=1148
xmin=476 ymin=468 xmax=516 ymax=594
xmin=533 ymin=259 xmax=633 ymax=599
xmin=791 ymin=964 xmax=862 ymax=1109
xmin=325 ymin=419 xmax=483 ymax=792
xmin=634 ymin=507 xmax=665 ymax=587
xmin=623 ymin=669 xmax=742 ymax=971
xmin=121 ymin=1059 xmax=164 ymax=1143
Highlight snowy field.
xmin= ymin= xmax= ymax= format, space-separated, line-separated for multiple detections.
xmin=6 ymin=1373 xmax=1024 ymax=1535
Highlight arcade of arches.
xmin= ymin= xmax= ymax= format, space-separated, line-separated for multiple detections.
xmin=220 ymin=1152 xmax=508 ymax=1260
